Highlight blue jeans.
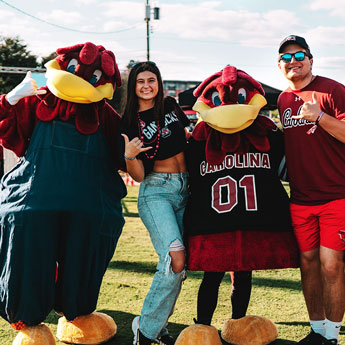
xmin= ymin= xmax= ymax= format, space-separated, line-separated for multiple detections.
xmin=137 ymin=172 xmax=189 ymax=340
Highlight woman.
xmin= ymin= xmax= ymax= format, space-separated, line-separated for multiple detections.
xmin=121 ymin=61 xmax=190 ymax=345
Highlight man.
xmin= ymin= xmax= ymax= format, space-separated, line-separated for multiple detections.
xmin=277 ymin=34 xmax=345 ymax=345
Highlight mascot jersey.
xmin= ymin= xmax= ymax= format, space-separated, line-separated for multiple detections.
xmin=185 ymin=120 xmax=291 ymax=235
xmin=0 ymin=42 xmax=126 ymax=328
xmin=184 ymin=65 xmax=299 ymax=272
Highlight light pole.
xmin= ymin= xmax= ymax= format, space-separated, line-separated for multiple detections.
xmin=144 ymin=0 xmax=160 ymax=61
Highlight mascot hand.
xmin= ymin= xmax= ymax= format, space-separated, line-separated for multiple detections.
xmin=7 ymin=71 xmax=47 ymax=105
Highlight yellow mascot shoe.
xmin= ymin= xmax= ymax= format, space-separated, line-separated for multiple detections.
xmin=12 ymin=324 xmax=56 ymax=345
xmin=221 ymin=315 xmax=278 ymax=345
xmin=56 ymin=312 xmax=116 ymax=344
xmin=175 ymin=324 xmax=222 ymax=345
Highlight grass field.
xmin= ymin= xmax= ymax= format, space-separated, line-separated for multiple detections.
xmin=0 ymin=184 xmax=344 ymax=344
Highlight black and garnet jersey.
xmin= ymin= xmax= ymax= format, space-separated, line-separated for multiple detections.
xmin=184 ymin=126 xmax=292 ymax=236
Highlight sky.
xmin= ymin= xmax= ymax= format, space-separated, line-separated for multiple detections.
xmin=1 ymin=0 xmax=345 ymax=92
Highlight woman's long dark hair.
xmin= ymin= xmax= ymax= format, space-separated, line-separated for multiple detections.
xmin=122 ymin=61 xmax=165 ymax=129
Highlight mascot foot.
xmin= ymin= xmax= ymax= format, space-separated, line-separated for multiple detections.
xmin=175 ymin=324 xmax=222 ymax=345
xmin=56 ymin=311 xmax=116 ymax=344
xmin=12 ymin=324 xmax=56 ymax=345
xmin=221 ymin=315 xmax=278 ymax=345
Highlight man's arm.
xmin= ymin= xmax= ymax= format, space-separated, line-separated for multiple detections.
xmin=317 ymin=113 xmax=345 ymax=143
xmin=292 ymin=91 xmax=345 ymax=143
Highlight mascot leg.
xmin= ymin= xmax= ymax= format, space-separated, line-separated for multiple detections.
xmin=12 ymin=324 xmax=56 ymax=345
xmin=196 ymin=271 xmax=225 ymax=325
xmin=230 ymin=271 xmax=252 ymax=319
xmin=0 ymin=212 xmax=58 ymax=345
xmin=175 ymin=324 xmax=222 ymax=345
xmin=56 ymin=312 xmax=116 ymax=345
xmin=221 ymin=315 xmax=278 ymax=345
xmin=54 ymin=212 xmax=123 ymax=344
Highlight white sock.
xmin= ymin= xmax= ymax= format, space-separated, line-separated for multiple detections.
xmin=325 ymin=319 xmax=342 ymax=341
xmin=310 ymin=319 xmax=326 ymax=336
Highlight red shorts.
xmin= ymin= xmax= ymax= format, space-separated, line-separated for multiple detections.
xmin=290 ymin=199 xmax=345 ymax=252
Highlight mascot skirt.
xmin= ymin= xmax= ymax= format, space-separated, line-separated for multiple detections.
xmin=187 ymin=230 xmax=299 ymax=272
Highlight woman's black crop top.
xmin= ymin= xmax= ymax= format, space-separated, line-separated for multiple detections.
xmin=122 ymin=97 xmax=190 ymax=175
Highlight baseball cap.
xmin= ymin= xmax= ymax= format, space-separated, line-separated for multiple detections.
xmin=278 ymin=35 xmax=312 ymax=55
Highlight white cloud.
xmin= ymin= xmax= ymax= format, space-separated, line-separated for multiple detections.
xmin=0 ymin=9 xmax=16 ymax=18
xmin=75 ymin=0 xmax=98 ymax=4
xmin=316 ymin=55 xmax=345 ymax=69
xmin=101 ymin=1 xmax=144 ymax=20
xmin=146 ymin=48 xmax=202 ymax=80
xmin=2 ymin=0 xmax=345 ymax=90
xmin=0 ymin=17 xmax=40 ymax=45
xmin=306 ymin=0 xmax=345 ymax=18
xmin=306 ymin=26 xmax=345 ymax=46
xmin=36 ymin=10 xmax=83 ymax=26
xmin=102 ymin=20 xmax=142 ymax=32
xmin=312 ymin=55 xmax=345 ymax=86
xmin=154 ymin=4 xmax=302 ymax=49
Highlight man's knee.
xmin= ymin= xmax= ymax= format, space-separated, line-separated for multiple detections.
xmin=300 ymin=248 xmax=320 ymax=269
xmin=321 ymin=259 xmax=345 ymax=280
xmin=320 ymin=247 xmax=345 ymax=279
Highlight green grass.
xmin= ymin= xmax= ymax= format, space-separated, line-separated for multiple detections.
xmin=0 ymin=185 xmax=344 ymax=344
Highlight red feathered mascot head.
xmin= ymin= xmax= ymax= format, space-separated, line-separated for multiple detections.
xmin=45 ymin=42 xmax=121 ymax=104
xmin=191 ymin=65 xmax=277 ymax=165
xmin=34 ymin=42 xmax=122 ymax=135
xmin=193 ymin=65 xmax=267 ymax=134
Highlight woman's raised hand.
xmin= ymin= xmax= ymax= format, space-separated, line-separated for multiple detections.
xmin=121 ymin=134 xmax=152 ymax=160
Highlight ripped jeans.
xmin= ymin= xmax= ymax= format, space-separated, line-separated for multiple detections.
xmin=137 ymin=172 xmax=189 ymax=340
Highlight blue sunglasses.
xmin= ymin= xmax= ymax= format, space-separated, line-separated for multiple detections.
xmin=279 ymin=51 xmax=311 ymax=63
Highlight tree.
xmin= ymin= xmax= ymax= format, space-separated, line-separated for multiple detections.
xmin=107 ymin=60 xmax=138 ymax=115
xmin=0 ymin=36 xmax=39 ymax=93
xmin=40 ymin=51 xmax=58 ymax=68
xmin=107 ymin=71 xmax=128 ymax=115
xmin=127 ymin=59 xmax=139 ymax=69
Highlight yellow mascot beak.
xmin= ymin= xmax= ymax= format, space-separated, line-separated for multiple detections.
xmin=45 ymin=59 xmax=114 ymax=104
xmin=193 ymin=93 xmax=267 ymax=134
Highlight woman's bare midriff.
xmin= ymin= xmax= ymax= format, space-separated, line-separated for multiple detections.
xmin=153 ymin=152 xmax=186 ymax=173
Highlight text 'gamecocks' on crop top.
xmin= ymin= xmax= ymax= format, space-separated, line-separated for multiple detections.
xmin=122 ymin=97 xmax=190 ymax=175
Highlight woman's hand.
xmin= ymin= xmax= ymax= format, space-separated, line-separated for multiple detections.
xmin=121 ymin=134 xmax=152 ymax=182
xmin=121 ymin=134 xmax=152 ymax=160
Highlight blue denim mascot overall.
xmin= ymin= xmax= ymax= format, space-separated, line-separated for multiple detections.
xmin=0 ymin=42 xmax=126 ymax=345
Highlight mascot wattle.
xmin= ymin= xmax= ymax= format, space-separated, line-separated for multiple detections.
xmin=182 ymin=65 xmax=299 ymax=344
xmin=0 ymin=42 xmax=126 ymax=345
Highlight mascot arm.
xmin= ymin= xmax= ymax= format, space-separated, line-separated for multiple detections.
xmin=99 ymin=102 xmax=125 ymax=171
xmin=0 ymin=93 xmax=38 ymax=157
xmin=268 ymin=127 xmax=288 ymax=182
xmin=165 ymin=96 xmax=190 ymax=127
xmin=7 ymin=71 xmax=46 ymax=105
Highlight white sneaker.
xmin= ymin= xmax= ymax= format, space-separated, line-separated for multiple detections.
xmin=132 ymin=316 xmax=140 ymax=345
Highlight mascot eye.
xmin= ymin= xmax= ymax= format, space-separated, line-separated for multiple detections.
xmin=238 ymin=88 xmax=247 ymax=104
xmin=211 ymin=91 xmax=222 ymax=106
xmin=89 ymin=70 xmax=102 ymax=85
xmin=67 ymin=59 xmax=78 ymax=74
